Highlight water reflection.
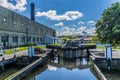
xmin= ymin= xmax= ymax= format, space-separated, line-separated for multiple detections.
xmin=50 ymin=57 xmax=89 ymax=70
xmin=102 ymin=70 xmax=120 ymax=80
xmin=21 ymin=56 xmax=97 ymax=80
xmin=0 ymin=67 xmax=20 ymax=80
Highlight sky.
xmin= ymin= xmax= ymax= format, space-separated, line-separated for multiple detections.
xmin=0 ymin=0 xmax=120 ymax=36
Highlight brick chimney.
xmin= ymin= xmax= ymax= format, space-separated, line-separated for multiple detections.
xmin=31 ymin=3 xmax=35 ymax=21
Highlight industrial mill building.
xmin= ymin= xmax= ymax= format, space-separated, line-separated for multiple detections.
xmin=0 ymin=3 xmax=56 ymax=48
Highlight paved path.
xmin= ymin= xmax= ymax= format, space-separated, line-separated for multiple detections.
xmin=0 ymin=48 xmax=52 ymax=61
xmin=0 ymin=50 xmax=28 ymax=61
xmin=90 ymin=49 xmax=120 ymax=58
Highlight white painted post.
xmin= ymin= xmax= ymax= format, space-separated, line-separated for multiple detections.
xmin=104 ymin=44 xmax=112 ymax=70
xmin=31 ymin=46 xmax=34 ymax=56
xmin=28 ymin=46 xmax=34 ymax=58
xmin=14 ymin=48 xmax=16 ymax=58
xmin=1 ymin=48 xmax=5 ymax=60
xmin=104 ymin=47 xmax=107 ymax=58
xmin=106 ymin=47 xmax=112 ymax=60
xmin=105 ymin=46 xmax=112 ymax=60
xmin=28 ymin=46 xmax=32 ymax=58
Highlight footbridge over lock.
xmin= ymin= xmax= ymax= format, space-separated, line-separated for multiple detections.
xmin=47 ymin=40 xmax=96 ymax=59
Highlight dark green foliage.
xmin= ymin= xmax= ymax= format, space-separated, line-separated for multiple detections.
xmin=96 ymin=2 xmax=120 ymax=45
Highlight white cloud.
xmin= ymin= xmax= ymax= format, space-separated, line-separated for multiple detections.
xmin=72 ymin=24 xmax=76 ymax=27
xmin=87 ymin=20 xmax=96 ymax=26
xmin=77 ymin=26 xmax=86 ymax=31
xmin=78 ymin=21 xmax=84 ymax=25
xmin=57 ymin=26 xmax=96 ymax=36
xmin=0 ymin=0 xmax=27 ymax=12
xmin=35 ymin=10 xmax=83 ymax=21
xmin=86 ymin=28 xmax=96 ymax=35
xmin=54 ymin=22 xmax=64 ymax=27
xmin=60 ymin=27 xmax=70 ymax=32
xmin=48 ymin=65 xmax=57 ymax=71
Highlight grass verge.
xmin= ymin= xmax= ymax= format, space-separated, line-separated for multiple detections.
xmin=4 ymin=46 xmax=46 ymax=55
xmin=48 ymin=44 xmax=62 ymax=47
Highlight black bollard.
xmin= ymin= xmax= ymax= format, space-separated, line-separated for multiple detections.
xmin=107 ymin=58 xmax=111 ymax=71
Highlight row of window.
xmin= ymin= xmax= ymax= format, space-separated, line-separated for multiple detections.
xmin=1 ymin=36 xmax=42 ymax=43
xmin=2 ymin=17 xmax=54 ymax=35
xmin=3 ymin=17 xmax=27 ymax=27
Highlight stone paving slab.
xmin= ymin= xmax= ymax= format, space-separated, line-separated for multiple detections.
xmin=0 ymin=50 xmax=28 ymax=61
xmin=90 ymin=49 xmax=120 ymax=58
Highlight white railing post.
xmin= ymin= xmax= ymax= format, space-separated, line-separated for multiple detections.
xmin=14 ymin=48 xmax=16 ymax=58
xmin=28 ymin=46 xmax=35 ymax=58
xmin=1 ymin=48 xmax=5 ymax=60
xmin=31 ymin=46 xmax=34 ymax=57
xmin=28 ymin=46 xmax=31 ymax=58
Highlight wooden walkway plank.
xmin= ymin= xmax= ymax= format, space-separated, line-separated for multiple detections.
xmin=5 ymin=58 xmax=42 ymax=80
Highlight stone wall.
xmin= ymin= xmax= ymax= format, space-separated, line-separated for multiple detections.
xmin=93 ymin=58 xmax=120 ymax=70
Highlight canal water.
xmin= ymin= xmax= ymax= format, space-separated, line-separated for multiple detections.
xmin=0 ymin=66 xmax=21 ymax=80
xmin=1 ymin=50 xmax=120 ymax=80
xmin=101 ymin=69 xmax=120 ymax=80
xmin=20 ymin=50 xmax=98 ymax=80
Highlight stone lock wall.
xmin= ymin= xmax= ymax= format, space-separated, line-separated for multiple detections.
xmin=94 ymin=58 xmax=120 ymax=70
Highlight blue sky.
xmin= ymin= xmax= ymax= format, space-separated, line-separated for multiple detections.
xmin=0 ymin=0 xmax=120 ymax=36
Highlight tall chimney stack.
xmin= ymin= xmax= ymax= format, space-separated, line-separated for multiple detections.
xmin=31 ymin=3 xmax=35 ymax=21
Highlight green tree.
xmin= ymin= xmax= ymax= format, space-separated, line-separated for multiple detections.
xmin=91 ymin=35 xmax=99 ymax=43
xmin=96 ymin=2 xmax=120 ymax=45
xmin=61 ymin=37 xmax=69 ymax=43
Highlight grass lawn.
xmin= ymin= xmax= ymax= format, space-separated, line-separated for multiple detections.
xmin=84 ymin=43 xmax=120 ymax=50
xmin=33 ymin=46 xmax=46 ymax=49
xmin=4 ymin=46 xmax=46 ymax=55
xmin=48 ymin=43 xmax=62 ymax=47
xmin=83 ymin=43 xmax=95 ymax=45
xmin=97 ymin=46 xmax=105 ymax=50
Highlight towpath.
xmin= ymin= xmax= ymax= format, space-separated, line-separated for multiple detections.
xmin=90 ymin=49 xmax=120 ymax=58
xmin=0 ymin=50 xmax=28 ymax=61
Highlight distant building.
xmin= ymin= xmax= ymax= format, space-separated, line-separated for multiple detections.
xmin=82 ymin=37 xmax=92 ymax=43
xmin=74 ymin=36 xmax=92 ymax=44
xmin=0 ymin=6 xmax=55 ymax=48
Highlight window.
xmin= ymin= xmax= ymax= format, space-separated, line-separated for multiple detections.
xmin=13 ymin=36 xmax=18 ymax=42
xmin=3 ymin=17 xmax=6 ymax=22
xmin=37 ymin=37 xmax=39 ymax=42
xmin=3 ymin=17 xmax=7 ymax=24
xmin=28 ymin=36 xmax=31 ymax=42
xmin=1 ymin=36 xmax=8 ymax=42
xmin=21 ymin=36 xmax=25 ymax=42
xmin=40 ymin=37 xmax=42 ymax=42
xmin=32 ymin=37 xmax=35 ymax=42
xmin=21 ymin=23 xmax=24 ymax=27
xmin=14 ymin=21 xmax=16 ymax=25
